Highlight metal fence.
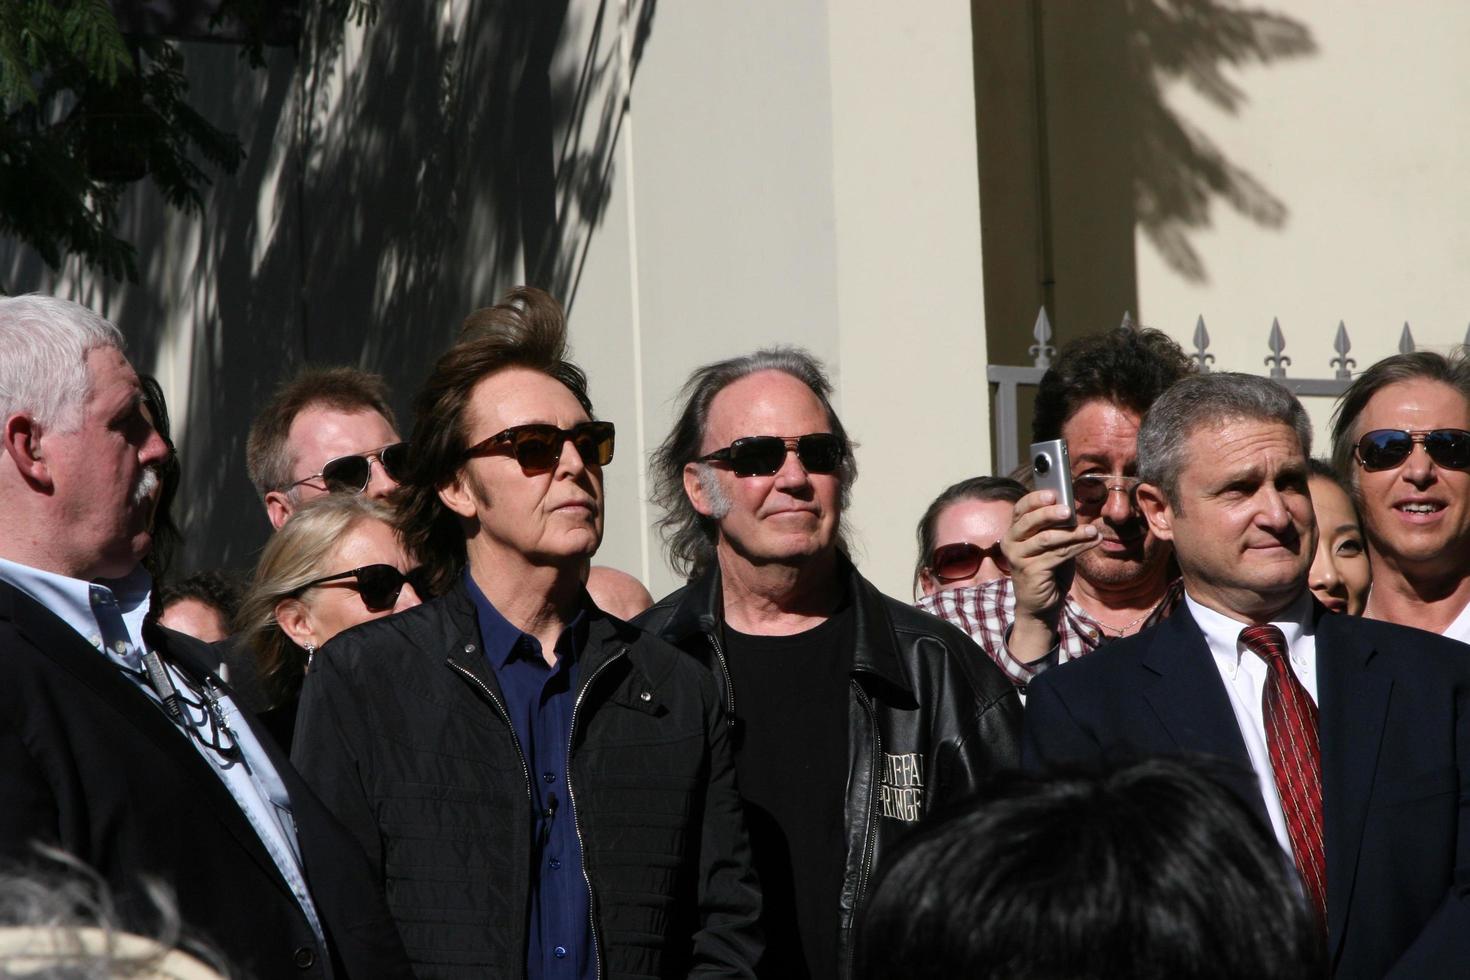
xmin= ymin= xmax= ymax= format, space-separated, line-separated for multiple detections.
xmin=986 ymin=308 xmax=1469 ymax=476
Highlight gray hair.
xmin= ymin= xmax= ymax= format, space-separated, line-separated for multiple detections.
xmin=649 ymin=347 xmax=857 ymax=579
xmin=1138 ymin=373 xmax=1312 ymax=507
xmin=1329 ymin=349 xmax=1470 ymax=484
xmin=0 ymin=295 xmax=125 ymax=433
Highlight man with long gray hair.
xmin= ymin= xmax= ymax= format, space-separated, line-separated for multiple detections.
xmin=1025 ymin=372 xmax=1470 ymax=978
xmin=638 ymin=346 xmax=1022 ymax=978
xmin=0 ymin=295 xmax=410 ymax=979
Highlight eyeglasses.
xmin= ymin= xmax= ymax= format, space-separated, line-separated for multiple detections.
xmin=928 ymin=541 xmax=1009 ymax=582
xmin=1354 ymin=428 xmax=1470 ymax=472
xmin=697 ymin=433 xmax=845 ymax=477
xmin=290 ymin=443 xmax=409 ymax=495
xmin=465 ymin=421 xmax=616 ymax=473
xmin=1073 ymin=473 xmax=1143 ymax=507
xmin=293 ymin=564 xmax=432 ymax=612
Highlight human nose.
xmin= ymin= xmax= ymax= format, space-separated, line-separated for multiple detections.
xmin=1308 ymin=539 xmax=1341 ymax=594
xmin=1100 ymin=483 xmax=1136 ymax=523
xmin=365 ymin=455 xmax=396 ymax=499
xmin=1400 ymin=439 xmax=1436 ymax=486
xmin=553 ymin=434 xmax=588 ymax=479
xmin=395 ymin=581 xmax=422 ymax=611
xmin=140 ymin=424 xmax=170 ymax=466
xmin=772 ymin=444 xmax=811 ymax=488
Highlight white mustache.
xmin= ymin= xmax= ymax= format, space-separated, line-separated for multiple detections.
xmin=132 ymin=466 xmax=161 ymax=507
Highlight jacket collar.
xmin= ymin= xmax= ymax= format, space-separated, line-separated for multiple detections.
xmin=657 ymin=553 xmax=914 ymax=698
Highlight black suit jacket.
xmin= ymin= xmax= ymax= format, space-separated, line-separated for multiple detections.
xmin=1023 ymin=601 xmax=1470 ymax=980
xmin=0 ymin=580 xmax=412 ymax=980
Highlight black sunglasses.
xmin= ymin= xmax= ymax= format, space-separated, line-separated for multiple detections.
xmin=290 ymin=443 xmax=410 ymax=495
xmin=293 ymin=564 xmax=432 ymax=612
xmin=928 ymin=541 xmax=1010 ymax=582
xmin=465 ymin=421 xmax=615 ymax=473
xmin=697 ymin=433 xmax=845 ymax=478
xmin=1354 ymin=428 xmax=1470 ymax=472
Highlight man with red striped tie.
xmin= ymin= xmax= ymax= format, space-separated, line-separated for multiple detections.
xmin=1022 ymin=372 xmax=1470 ymax=980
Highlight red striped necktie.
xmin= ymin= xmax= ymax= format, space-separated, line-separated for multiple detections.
xmin=1239 ymin=623 xmax=1328 ymax=933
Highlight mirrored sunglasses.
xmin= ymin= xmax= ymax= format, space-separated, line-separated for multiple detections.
xmin=698 ymin=433 xmax=844 ymax=478
xmin=465 ymin=421 xmax=616 ymax=473
xmin=294 ymin=564 xmax=432 ymax=613
xmin=928 ymin=541 xmax=1009 ymax=582
xmin=1354 ymin=428 xmax=1470 ymax=472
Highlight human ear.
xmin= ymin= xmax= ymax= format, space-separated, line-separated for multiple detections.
xmin=684 ymin=462 xmax=715 ymax=518
xmin=1134 ymin=482 xmax=1176 ymax=542
xmin=275 ymin=597 xmax=319 ymax=651
xmin=2 ymin=414 xmax=51 ymax=488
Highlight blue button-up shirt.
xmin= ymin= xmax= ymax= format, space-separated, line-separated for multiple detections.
xmin=465 ymin=571 xmax=593 ymax=980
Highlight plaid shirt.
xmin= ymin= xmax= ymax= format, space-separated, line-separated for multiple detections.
xmin=918 ymin=576 xmax=1186 ymax=689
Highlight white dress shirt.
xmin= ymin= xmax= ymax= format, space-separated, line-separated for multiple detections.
xmin=0 ymin=556 xmax=328 ymax=965
xmin=1439 ymin=597 xmax=1470 ymax=645
xmin=1185 ymin=591 xmax=1318 ymax=860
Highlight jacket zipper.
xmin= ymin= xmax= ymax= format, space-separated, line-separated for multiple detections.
xmin=447 ymin=659 xmax=533 ymax=803
xmin=707 ymin=631 xmax=738 ymax=726
xmin=847 ymin=681 xmax=882 ymax=978
xmin=566 ymin=646 xmax=626 ymax=980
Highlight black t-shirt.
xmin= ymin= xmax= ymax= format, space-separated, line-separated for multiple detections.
xmin=724 ymin=602 xmax=853 ymax=980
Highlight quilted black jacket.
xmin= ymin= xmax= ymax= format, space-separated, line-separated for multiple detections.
xmin=291 ymin=580 xmax=763 ymax=979
xmin=635 ymin=557 xmax=1023 ymax=976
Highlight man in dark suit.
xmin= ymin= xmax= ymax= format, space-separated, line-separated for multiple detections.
xmin=1024 ymin=371 xmax=1470 ymax=980
xmin=0 ymin=295 xmax=410 ymax=979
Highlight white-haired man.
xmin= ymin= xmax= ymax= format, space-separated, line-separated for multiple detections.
xmin=0 ymin=295 xmax=409 ymax=979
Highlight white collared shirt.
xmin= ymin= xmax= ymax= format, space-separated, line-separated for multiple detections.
xmin=1186 ymin=591 xmax=1318 ymax=860
xmin=0 ymin=556 xmax=328 ymax=965
xmin=1439 ymin=597 xmax=1470 ymax=645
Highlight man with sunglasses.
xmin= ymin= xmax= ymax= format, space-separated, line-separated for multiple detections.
xmin=638 ymin=347 xmax=1021 ymax=978
xmin=920 ymin=328 xmax=1191 ymax=691
xmin=1330 ymin=350 xmax=1470 ymax=643
xmin=0 ymin=296 xmax=411 ymax=979
xmin=246 ymin=365 xmax=407 ymax=530
xmin=290 ymin=287 xmax=761 ymax=978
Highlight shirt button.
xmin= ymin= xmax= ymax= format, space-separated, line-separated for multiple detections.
xmin=543 ymin=771 xmax=555 ymax=783
xmin=554 ymin=946 xmax=568 ymax=959
xmin=550 ymin=858 xmax=562 ymax=870
xmin=293 ymin=946 xmax=316 ymax=969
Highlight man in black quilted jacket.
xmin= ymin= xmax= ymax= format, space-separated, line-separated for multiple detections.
xmin=291 ymin=287 xmax=762 ymax=979
xmin=636 ymin=347 xmax=1023 ymax=978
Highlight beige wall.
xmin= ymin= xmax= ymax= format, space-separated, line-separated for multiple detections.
xmin=976 ymin=0 xmax=1470 ymax=461
xmin=574 ymin=0 xmax=991 ymax=601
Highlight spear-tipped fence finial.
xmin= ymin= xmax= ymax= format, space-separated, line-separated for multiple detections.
xmin=1191 ymin=315 xmax=1214 ymax=373
xmin=1399 ymin=322 xmax=1416 ymax=354
xmin=1331 ymin=320 xmax=1356 ymax=379
xmin=1265 ymin=317 xmax=1291 ymax=379
xmin=1029 ymin=307 xmax=1055 ymax=369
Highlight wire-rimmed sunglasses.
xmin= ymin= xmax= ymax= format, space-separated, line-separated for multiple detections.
xmin=1354 ymin=428 xmax=1470 ymax=472
xmin=697 ymin=433 xmax=845 ymax=478
xmin=1072 ymin=473 xmax=1143 ymax=507
xmin=292 ymin=564 xmax=432 ymax=612
xmin=289 ymin=443 xmax=410 ymax=495
xmin=465 ymin=421 xmax=616 ymax=473
xmin=927 ymin=541 xmax=1010 ymax=582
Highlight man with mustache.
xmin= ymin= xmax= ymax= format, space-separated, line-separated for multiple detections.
xmin=1328 ymin=351 xmax=1470 ymax=640
xmin=920 ymin=327 xmax=1192 ymax=692
xmin=1025 ymin=373 xmax=1470 ymax=978
xmin=0 ymin=296 xmax=410 ymax=978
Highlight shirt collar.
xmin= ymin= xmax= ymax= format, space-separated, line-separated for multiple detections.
xmin=1185 ymin=589 xmax=1315 ymax=665
xmin=0 ymin=557 xmax=153 ymax=658
xmin=462 ymin=567 xmax=587 ymax=669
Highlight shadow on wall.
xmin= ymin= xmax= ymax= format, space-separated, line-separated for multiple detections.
xmin=1127 ymin=0 xmax=1316 ymax=283
xmin=1 ymin=0 xmax=655 ymax=578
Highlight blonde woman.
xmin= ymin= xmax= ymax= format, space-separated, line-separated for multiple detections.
xmin=236 ymin=495 xmax=425 ymax=748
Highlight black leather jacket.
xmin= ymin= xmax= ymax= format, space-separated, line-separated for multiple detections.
xmin=292 ymin=581 xmax=763 ymax=979
xmin=635 ymin=558 xmax=1023 ymax=974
